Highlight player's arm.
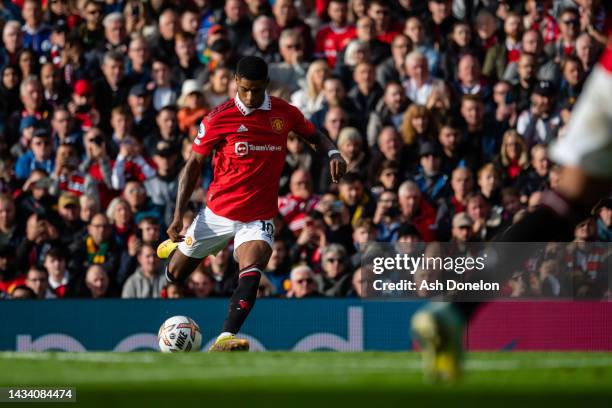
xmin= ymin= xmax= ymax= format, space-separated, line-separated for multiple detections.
xmin=166 ymin=151 xmax=206 ymax=242
xmin=305 ymin=129 xmax=348 ymax=183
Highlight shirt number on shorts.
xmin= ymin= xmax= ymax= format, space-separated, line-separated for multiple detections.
xmin=260 ymin=221 xmax=274 ymax=235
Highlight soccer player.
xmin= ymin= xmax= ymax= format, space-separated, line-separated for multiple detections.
xmin=411 ymin=35 xmax=612 ymax=380
xmin=156 ymin=56 xmax=347 ymax=351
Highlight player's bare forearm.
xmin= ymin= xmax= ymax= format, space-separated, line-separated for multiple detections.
xmin=306 ymin=130 xmax=347 ymax=183
xmin=174 ymin=151 xmax=206 ymax=218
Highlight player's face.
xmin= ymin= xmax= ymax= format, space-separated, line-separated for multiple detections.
xmin=236 ymin=76 xmax=268 ymax=109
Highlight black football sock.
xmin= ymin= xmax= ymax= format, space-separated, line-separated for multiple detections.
xmin=222 ymin=264 xmax=262 ymax=334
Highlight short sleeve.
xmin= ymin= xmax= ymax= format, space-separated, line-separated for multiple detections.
xmin=288 ymin=104 xmax=317 ymax=141
xmin=192 ymin=116 xmax=224 ymax=157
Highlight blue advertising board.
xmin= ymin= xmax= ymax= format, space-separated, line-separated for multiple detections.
xmin=0 ymin=299 xmax=426 ymax=351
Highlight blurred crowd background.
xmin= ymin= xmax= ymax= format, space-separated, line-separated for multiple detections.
xmin=0 ymin=0 xmax=609 ymax=300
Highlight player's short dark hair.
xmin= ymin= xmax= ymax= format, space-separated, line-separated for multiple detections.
xmin=236 ymin=56 xmax=268 ymax=81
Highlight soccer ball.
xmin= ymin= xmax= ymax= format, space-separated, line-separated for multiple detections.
xmin=158 ymin=316 xmax=202 ymax=352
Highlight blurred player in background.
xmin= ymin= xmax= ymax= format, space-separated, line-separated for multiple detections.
xmin=157 ymin=56 xmax=346 ymax=351
xmin=411 ymin=32 xmax=612 ymax=381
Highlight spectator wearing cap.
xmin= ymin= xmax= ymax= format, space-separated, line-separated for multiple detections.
xmin=69 ymin=212 xmax=121 ymax=281
xmin=434 ymin=167 xmax=474 ymax=241
xmin=93 ymin=51 xmax=130 ymax=133
xmin=314 ymin=0 xmax=356 ymax=68
xmin=15 ymin=129 xmax=55 ymax=180
xmin=243 ymin=16 xmax=282 ymax=65
xmin=150 ymin=8 xmax=178 ymax=61
xmin=177 ymin=80 xmax=208 ymax=135
xmin=144 ymin=141 xmax=181 ymax=227
xmin=272 ymin=0 xmax=314 ymax=60
xmin=221 ymin=0 xmax=253 ymax=54
xmin=172 ymin=32 xmax=206 ymax=85
xmin=125 ymin=35 xmax=152 ymax=87
xmin=595 ymin=199 xmax=612 ymax=242
xmin=151 ymin=57 xmax=178 ymax=112
xmin=278 ymin=168 xmax=320 ymax=236
xmin=516 ymin=80 xmax=562 ymax=147
xmin=127 ymin=83 xmax=155 ymax=140
xmin=72 ymin=0 xmax=105 ymax=49
xmin=21 ymin=0 xmax=52 ymax=56
xmin=55 ymin=192 xmax=86 ymax=247
xmin=398 ymin=180 xmax=437 ymax=242
xmin=69 ymin=79 xmax=100 ymax=132
xmin=367 ymin=81 xmax=408 ymax=147
xmin=413 ymin=141 xmax=448 ymax=204
xmin=450 ymin=212 xmax=474 ymax=244
xmin=545 ymin=7 xmax=580 ymax=63
xmin=269 ymin=29 xmax=308 ymax=94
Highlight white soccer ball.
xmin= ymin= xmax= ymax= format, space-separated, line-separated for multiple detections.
xmin=158 ymin=316 xmax=202 ymax=352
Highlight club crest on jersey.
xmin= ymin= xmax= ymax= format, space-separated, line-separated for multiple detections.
xmin=270 ymin=118 xmax=284 ymax=133
xmin=185 ymin=236 xmax=193 ymax=247
xmin=235 ymin=141 xmax=249 ymax=156
xmin=197 ymin=123 xmax=206 ymax=138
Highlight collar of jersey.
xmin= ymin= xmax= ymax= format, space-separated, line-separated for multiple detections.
xmin=234 ymin=92 xmax=271 ymax=116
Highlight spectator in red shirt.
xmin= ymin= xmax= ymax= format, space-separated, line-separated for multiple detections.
xmin=314 ymin=0 xmax=357 ymax=68
xmin=398 ymin=180 xmax=436 ymax=242
xmin=367 ymin=0 xmax=403 ymax=45
xmin=278 ymin=168 xmax=320 ymax=235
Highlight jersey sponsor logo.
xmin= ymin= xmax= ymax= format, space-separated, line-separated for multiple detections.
xmin=235 ymin=142 xmax=282 ymax=156
xmin=237 ymin=124 xmax=248 ymax=133
xmin=235 ymin=141 xmax=249 ymax=156
xmin=270 ymin=118 xmax=284 ymax=133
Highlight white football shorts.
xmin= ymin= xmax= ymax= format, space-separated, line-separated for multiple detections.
xmin=177 ymin=206 xmax=274 ymax=261
xmin=549 ymin=66 xmax=612 ymax=177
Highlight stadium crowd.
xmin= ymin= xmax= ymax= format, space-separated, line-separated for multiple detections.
xmin=0 ymin=0 xmax=609 ymax=300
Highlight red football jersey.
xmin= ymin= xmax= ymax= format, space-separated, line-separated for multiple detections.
xmin=314 ymin=24 xmax=357 ymax=68
xmin=192 ymin=94 xmax=317 ymax=222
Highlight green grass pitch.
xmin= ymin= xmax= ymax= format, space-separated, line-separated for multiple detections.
xmin=1 ymin=352 xmax=611 ymax=408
